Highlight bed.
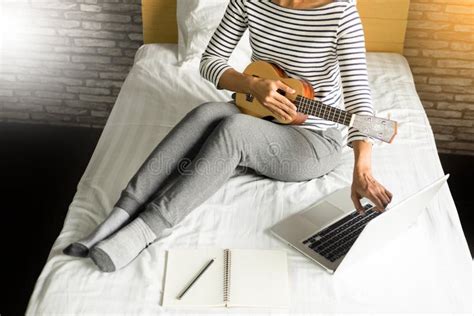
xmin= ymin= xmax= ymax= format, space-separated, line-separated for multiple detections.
xmin=26 ymin=1 xmax=472 ymax=314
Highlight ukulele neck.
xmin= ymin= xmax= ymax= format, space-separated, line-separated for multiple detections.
xmin=295 ymin=95 xmax=352 ymax=126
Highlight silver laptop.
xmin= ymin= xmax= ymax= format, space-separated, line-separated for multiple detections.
xmin=270 ymin=174 xmax=450 ymax=274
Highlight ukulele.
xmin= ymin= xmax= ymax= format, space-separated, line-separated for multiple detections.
xmin=232 ymin=60 xmax=397 ymax=144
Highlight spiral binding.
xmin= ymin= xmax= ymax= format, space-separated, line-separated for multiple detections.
xmin=223 ymin=249 xmax=231 ymax=303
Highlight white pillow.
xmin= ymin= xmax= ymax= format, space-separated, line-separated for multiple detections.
xmin=176 ymin=0 xmax=252 ymax=71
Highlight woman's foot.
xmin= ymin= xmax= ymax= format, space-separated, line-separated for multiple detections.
xmin=89 ymin=217 xmax=157 ymax=272
xmin=63 ymin=207 xmax=131 ymax=258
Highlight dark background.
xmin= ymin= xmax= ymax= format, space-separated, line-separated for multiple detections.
xmin=1 ymin=122 xmax=472 ymax=315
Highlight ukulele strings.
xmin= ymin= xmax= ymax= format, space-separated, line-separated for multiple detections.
xmin=295 ymin=95 xmax=351 ymax=126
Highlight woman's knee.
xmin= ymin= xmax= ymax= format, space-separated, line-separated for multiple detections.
xmin=206 ymin=114 xmax=256 ymax=153
xmin=219 ymin=113 xmax=254 ymax=132
xmin=187 ymin=101 xmax=239 ymax=121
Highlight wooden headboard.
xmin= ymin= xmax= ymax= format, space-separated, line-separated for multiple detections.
xmin=142 ymin=0 xmax=410 ymax=54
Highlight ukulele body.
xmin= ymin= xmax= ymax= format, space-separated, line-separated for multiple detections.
xmin=235 ymin=61 xmax=313 ymax=124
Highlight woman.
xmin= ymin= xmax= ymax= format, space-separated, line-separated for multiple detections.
xmin=64 ymin=0 xmax=393 ymax=272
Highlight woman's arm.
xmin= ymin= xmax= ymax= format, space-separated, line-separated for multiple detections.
xmin=217 ymin=68 xmax=257 ymax=94
xmin=199 ymin=0 xmax=297 ymax=121
xmin=351 ymin=140 xmax=392 ymax=214
xmin=336 ymin=4 xmax=393 ymax=213
xmin=336 ymin=4 xmax=375 ymax=149
xmin=199 ymin=0 xmax=248 ymax=90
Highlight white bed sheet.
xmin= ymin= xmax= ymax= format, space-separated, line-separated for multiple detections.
xmin=26 ymin=44 xmax=472 ymax=315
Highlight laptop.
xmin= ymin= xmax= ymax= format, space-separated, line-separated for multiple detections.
xmin=270 ymin=174 xmax=450 ymax=274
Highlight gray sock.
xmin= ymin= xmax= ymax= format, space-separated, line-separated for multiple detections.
xmin=89 ymin=217 xmax=157 ymax=272
xmin=63 ymin=207 xmax=130 ymax=258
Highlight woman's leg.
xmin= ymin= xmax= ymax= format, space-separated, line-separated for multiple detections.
xmin=63 ymin=101 xmax=240 ymax=257
xmin=115 ymin=101 xmax=241 ymax=213
xmin=90 ymin=113 xmax=342 ymax=272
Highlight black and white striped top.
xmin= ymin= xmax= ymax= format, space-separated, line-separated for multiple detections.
xmin=199 ymin=0 xmax=375 ymax=148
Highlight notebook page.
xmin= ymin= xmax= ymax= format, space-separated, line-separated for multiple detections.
xmin=162 ymin=248 xmax=225 ymax=308
xmin=227 ymin=249 xmax=289 ymax=308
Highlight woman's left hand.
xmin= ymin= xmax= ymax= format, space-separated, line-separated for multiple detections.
xmin=351 ymin=169 xmax=393 ymax=214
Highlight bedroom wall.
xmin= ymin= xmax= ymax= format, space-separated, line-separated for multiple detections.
xmin=1 ymin=0 xmax=473 ymax=155
xmin=404 ymin=0 xmax=474 ymax=155
xmin=0 ymin=0 xmax=143 ymax=127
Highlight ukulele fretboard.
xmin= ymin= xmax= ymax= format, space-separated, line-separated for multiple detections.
xmin=295 ymin=95 xmax=352 ymax=126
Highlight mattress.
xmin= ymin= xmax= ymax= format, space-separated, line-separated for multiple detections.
xmin=26 ymin=44 xmax=472 ymax=314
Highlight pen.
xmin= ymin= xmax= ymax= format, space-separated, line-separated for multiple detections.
xmin=176 ymin=258 xmax=215 ymax=300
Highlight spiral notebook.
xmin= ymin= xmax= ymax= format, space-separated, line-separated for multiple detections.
xmin=162 ymin=248 xmax=289 ymax=308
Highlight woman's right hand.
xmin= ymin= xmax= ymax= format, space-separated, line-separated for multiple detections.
xmin=249 ymin=78 xmax=298 ymax=121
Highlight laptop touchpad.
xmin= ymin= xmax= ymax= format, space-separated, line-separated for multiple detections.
xmin=300 ymin=201 xmax=345 ymax=228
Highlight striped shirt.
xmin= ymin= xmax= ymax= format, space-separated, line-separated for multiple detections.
xmin=199 ymin=0 xmax=375 ymax=148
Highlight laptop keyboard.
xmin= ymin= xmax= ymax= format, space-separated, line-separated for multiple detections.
xmin=302 ymin=203 xmax=381 ymax=262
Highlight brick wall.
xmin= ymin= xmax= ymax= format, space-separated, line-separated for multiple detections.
xmin=1 ymin=0 xmax=473 ymax=154
xmin=0 ymin=0 xmax=142 ymax=127
xmin=404 ymin=0 xmax=474 ymax=155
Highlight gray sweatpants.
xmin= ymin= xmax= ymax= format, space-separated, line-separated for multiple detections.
xmin=115 ymin=101 xmax=343 ymax=235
